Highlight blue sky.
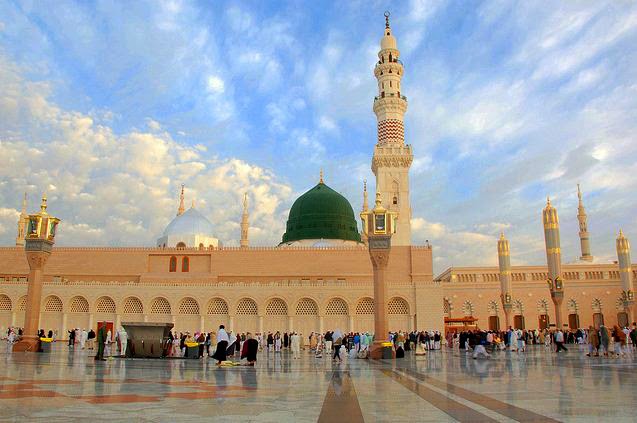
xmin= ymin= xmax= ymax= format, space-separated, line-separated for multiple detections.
xmin=0 ymin=1 xmax=636 ymax=274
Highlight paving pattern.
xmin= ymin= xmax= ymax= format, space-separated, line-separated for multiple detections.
xmin=1 ymin=344 xmax=636 ymax=422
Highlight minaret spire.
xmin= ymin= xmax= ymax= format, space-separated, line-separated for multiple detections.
xmin=15 ymin=192 xmax=28 ymax=246
xmin=240 ymin=192 xmax=249 ymax=248
xmin=361 ymin=180 xmax=369 ymax=245
xmin=372 ymin=12 xmax=413 ymax=246
xmin=543 ymin=197 xmax=565 ymax=328
xmin=577 ymin=184 xmax=593 ymax=261
xmin=319 ymin=169 xmax=324 ymax=184
xmin=616 ymin=229 xmax=635 ymax=324
xmin=497 ymin=232 xmax=513 ymax=329
xmin=177 ymin=184 xmax=185 ymax=216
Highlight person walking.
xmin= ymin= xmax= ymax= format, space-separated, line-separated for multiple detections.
xmin=586 ymin=326 xmax=600 ymax=357
xmin=555 ymin=329 xmax=568 ymax=353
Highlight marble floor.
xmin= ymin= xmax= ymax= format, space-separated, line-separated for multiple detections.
xmin=1 ymin=344 xmax=636 ymax=422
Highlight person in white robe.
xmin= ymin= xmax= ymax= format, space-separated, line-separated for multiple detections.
xmin=104 ymin=330 xmax=112 ymax=357
xmin=290 ymin=332 xmax=301 ymax=359
xmin=509 ymin=329 xmax=518 ymax=352
xmin=80 ymin=329 xmax=87 ymax=349
xmin=117 ymin=327 xmax=128 ymax=356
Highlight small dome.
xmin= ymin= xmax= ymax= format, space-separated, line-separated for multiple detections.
xmin=381 ymin=32 xmax=397 ymax=50
xmin=281 ymin=181 xmax=361 ymax=244
xmin=163 ymin=207 xmax=214 ymax=237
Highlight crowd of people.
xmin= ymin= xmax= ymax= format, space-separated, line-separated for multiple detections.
xmin=5 ymin=323 xmax=637 ymax=363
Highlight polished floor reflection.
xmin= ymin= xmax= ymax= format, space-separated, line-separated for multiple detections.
xmin=1 ymin=344 xmax=636 ymax=422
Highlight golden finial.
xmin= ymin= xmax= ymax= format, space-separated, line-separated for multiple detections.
xmin=363 ymin=179 xmax=367 ymax=192
xmin=40 ymin=193 xmax=48 ymax=214
xmin=500 ymin=232 xmax=505 ymax=240
xmin=546 ymin=196 xmax=551 ymax=207
xmin=619 ymin=229 xmax=624 ymax=237
xmin=319 ymin=169 xmax=324 ymax=184
xmin=243 ymin=192 xmax=248 ymax=210
xmin=375 ymin=191 xmax=382 ymax=207
xmin=577 ymin=183 xmax=582 ymax=200
xmin=384 ymin=11 xmax=390 ymax=28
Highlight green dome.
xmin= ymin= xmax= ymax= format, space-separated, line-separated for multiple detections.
xmin=282 ymin=182 xmax=361 ymax=244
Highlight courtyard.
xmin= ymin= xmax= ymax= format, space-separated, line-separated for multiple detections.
xmin=1 ymin=345 xmax=636 ymax=422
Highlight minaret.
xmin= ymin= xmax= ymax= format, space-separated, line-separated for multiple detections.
xmin=577 ymin=184 xmax=593 ymax=261
xmin=15 ymin=192 xmax=28 ymax=246
xmin=361 ymin=180 xmax=369 ymax=244
xmin=177 ymin=184 xmax=185 ymax=216
xmin=371 ymin=12 xmax=413 ymax=246
xmin=240 ymin=193 xmax=249 ymax=249
xmin=616 ymin=230 xmax=634 ymax=324
xmin=497 ymin=232 xmax=513 ymax=329
xmin=543 ymin=197 xmax=564 ymax=328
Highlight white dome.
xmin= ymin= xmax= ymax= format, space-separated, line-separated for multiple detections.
xmin=162 ymin=207 xmax=214 ymax=237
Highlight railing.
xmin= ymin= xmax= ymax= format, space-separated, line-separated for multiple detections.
xmin=374 ymin=93 xmax=407 ymax=102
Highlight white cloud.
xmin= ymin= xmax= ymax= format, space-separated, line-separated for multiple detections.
xmin=206 ymin=76 xmax=225 ymax=94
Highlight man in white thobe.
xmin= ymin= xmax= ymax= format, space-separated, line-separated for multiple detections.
xmin=80 ymin=329 xmax=87 ymax=349
xmin=291 ymin=332 xmax=301 ymax=359
xmin=117 ymin=328 xmax=128 ymax=356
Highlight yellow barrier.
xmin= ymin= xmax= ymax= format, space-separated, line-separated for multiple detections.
xmin=185 ymin=342 xmax=199 ymax=348
xmin=39 ymin=338 xmax=53 ymax=342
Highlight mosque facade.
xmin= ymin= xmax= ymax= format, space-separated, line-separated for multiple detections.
xmin=0 ymin=15 xmax=633 ymax=339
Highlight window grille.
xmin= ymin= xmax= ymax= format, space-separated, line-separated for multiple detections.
xmin=295 ymin=298 xmax=318 ymax=315
xmin=44 ymin=296 xmax=63 ymax=312
xmin=17 ymin=296 xmax=27 ymax=311
xmin=266 ymin=298 xmax=288 ymax=315
xmin=150 ymin=297 xmax=172 ymax=314
xmin=387 ymin=297 xmax=409 ymax=314
xmin=96 ymin=297 xmax=116 ymax=313
xmin=0 ymin=294 xmax=11 ymax=311
xmin=123 ymin=297 xmax=143 ymax=314
xmin=356 ymin=298 xmax=374 ymax=315
xmin=69 ymin=296 xmax=89 ymax=313
xmin=326 ymin=298 xmax=349 ymax=315
xmin=208 ymin=298 xmax=229 ymax=315
xmin=179 ymin=297 xmax=200 ymax=315
xmin=236 ymin=298 xmax=258 ymax=315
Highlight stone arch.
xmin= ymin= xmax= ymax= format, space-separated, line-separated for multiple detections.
xmin=462 ymin=300 xmax=474 ymax=317
xmin=178 ymin=297 xmax=200 ymax=315
xmin=0 ymin=294 xmax=12 ymax=311
xmin=487 ymin=300 xmax=499 ymax=316
xmin=592 ymin=298 xmax=602 ymax=313
xmin=514 ymin=299 xmax=524 ymax=314
xmin=537 ymin=299 xmax=549 ymax=314
xmin=387 ymin=297 xmax=409 ymax=315
xmin=17 ymin=295 xmax=27 ymax=311
xmin=69 ymin=296 xmax=89 ymax=313
xmin=443 ymin=298 xmax=452 ymax=317
xmin=122 ymin=296 xmax=144 ymax=314
xmin=43 ymin=295 xmax=63 ymax=312
xmin=295 ymin=298 xmax=318 ymax=315
xmin=567 ymin=298 xmax=579 ymax=313
xmin=265 ymin=298 xmax=288 ymax=316
xmin=95 ymin=296 xmax=116 ymax=313
xmin=236 ymin=298 xmax=258 ymax=315
xmin=150 ymin=297 xmax=172 ymax=315
xmin=325 ymin=298 xmax=349 ymax=315
xmin=207 ymin=297 xmax=229 ymax=315
xmin=355 ymin=297 xmax=374 ymax=315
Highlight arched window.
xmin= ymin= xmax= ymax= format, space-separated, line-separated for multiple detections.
xmin=44 ymin=296 xmax=63 ymax=312
xmin=266 ymin=298 xmax=288 ymax=315
xmin=356 ymin=298 xmax=374 ymax=315
xmin=0 ymin=294 xmax=12 ymax=311
xmin=169 ymin=256 xmax=177 ymax=272
xmin=388 ymin=297 xmax=409 ymax=314
xmin=296 ymin=298 xmax=318 ymax=315
xmin=69 ymin=296 xmax=89 ymax=313
xmin=207 ymin=298 xmax=229 ymax=315
xmin=96 ymin=297 xmax=116 ymax=314
xmin=179 ymin=297 xmax=200 ymax=315
xmin=182 ymin=256 xmax=189 ymax=272
xmin=150 ymin=298 xmax=172 ymax=315
xmin=123 ymin=297 xmax=144 ymax=314
xmin=443 ymin=298 xmax=451 ymax=317
xmin=326 ymin=298 xmax=349 ymax=315
xmin=462 ymin=300 xmax=474 ymax=317
xmin=236 ymin=298 xmax=258 ymax=315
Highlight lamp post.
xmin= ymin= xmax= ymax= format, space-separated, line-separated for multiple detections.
xmin=361 ymin=192 xmax=397 ymax=359
xmin=13 ymin=194 xmax=60 ymax=352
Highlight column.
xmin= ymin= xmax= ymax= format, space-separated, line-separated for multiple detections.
xmin=498 ymin=233 xmax=513 ymax=329
xmin=61 ymin=312 xmax=68 ymax=341
xmin=88 ymin=313 xmax=94 ymax=330
xmin=258 ymin=315 xmax=264 ymax=333
xmin=143 ymin=314 xmax=148 ymax=323
xmin=617 ymin=230 xmax=635 ymax=324
xmin=288 ymin=315 xmax=294 ymax=332
xmin=543 ymin=198 xmax=564 ymax=328
xmin=349 ymin=315 xmax=354 ymax=333
xmin=229 ymin=315 xmax=235 ymax=332
xmin=11 ymin=311 xmax=16 ymax=327
xmin=319 ymin=316 xmax=324 ymax=334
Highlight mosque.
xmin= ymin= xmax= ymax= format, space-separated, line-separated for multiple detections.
xmin=0 ymin=15 xmax=633 ymax=339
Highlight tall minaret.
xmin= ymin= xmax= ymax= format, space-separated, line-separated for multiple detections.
xmin=497 ymin=232 xmax=513 ymax=329
xmin=616 ymin=230 xmax=634 ymax=324
xmin=543 ymin=197 xmax=564 ymax=328
xmin=361 ymin=180 xmax=369 ymax=245
xmin=371 ymin=12 xmax=413 ymax=246
xmin=577 ymin=184 xmax=593 ymax=261
xmin=240 ymin=193 xmax=249 ymax=249
xmin=177 ymin=184 xmax=185 ymax=216
xmin=15 ymin=192 xmax=28 ymax=246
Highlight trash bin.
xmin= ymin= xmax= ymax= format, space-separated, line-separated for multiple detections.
xmin=185 ymin=342 xmax=199 ymax=359
xmin=39 ymin=338 xmax=53 ymax=353
xmin=382 ymin=345 xmax=393 ymax=359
